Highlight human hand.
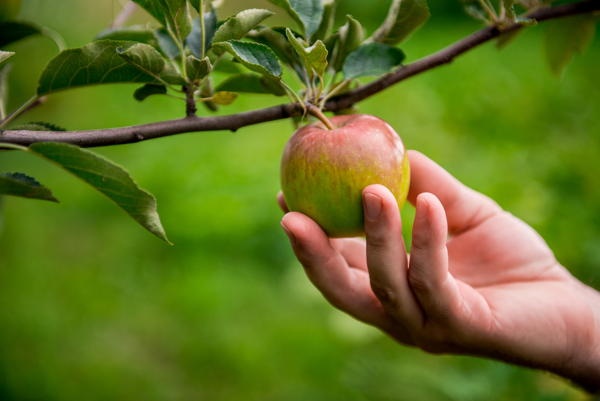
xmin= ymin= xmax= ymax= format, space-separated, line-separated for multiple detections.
xmin=280 ymin=150 xmax=600 ymax=392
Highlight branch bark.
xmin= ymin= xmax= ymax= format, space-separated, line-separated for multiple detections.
xmin=1 ymin=0 xmax=597 ymax=148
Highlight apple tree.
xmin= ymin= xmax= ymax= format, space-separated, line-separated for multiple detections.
xmin=0 ymin=0 xmax=597 ymax=242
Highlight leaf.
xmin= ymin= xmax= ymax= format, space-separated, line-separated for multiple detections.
xmin=267 ymin=0 xmax=324 ymax=38
xmin=212 ymin=8 xmax=274 ymax=43
xmin=132 ymin=0 xmax=190 ymax=43
xmin=371 ymin=0 xmax=430 ymax=45
xmin=187 ymin=9 xmax=217 ymax=58
xmin=28 ymin=142 xmax=171 ymax=244
xmin=96 ymin=26 xmax=157 ymax=45
xmin=0 ymin=172 xmax=58 ymax=203
xmin=186 ymin=55 xmax=212 ymax=82
xmin=207 ymin=91 xmax=238 ymax=105
xmin=544 ymin=15 xmax=596 ymax=76
xmin=0 ymin=21 xmax=41 ymax=47
xmin=0 ymin=63 xmax=10 ymax=118
xmin=331 ymin=15 xmax=365 ymax=72
xmin=311 ymin=0 xmax=336 ymax=41
xmin=285 ymin=28 xmax=328 ymax=77
xmin=116 ymin=42 xmax=184 ymax=84
xmin=133 ymin=83 xmax=167 ymax=101
xmin=213 ymin=40 xmax=282 ymax=78
xmin=249 ymin=27 xmax=300 ymax=70
xmin=154 ymin=28 xmax=180 ymax=58
xmin=0 ymin=50 xmax=14 ymax=64
xmin=37 ymin=40 xmax=181 ymax=96
xmin=343 ymin=42 xmax=405 ymax=80
xmin=215 ymin=73 xmax=286 ymax=96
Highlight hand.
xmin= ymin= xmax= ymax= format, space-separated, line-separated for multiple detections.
xmin=280 ymin=150 xmax=600 ymax=392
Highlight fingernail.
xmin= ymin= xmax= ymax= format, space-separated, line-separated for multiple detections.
xmin=363 ymin=192 xmax=382 ymax=221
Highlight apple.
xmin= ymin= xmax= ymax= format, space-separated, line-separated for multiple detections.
xmin=280 ymin=114 xmax=410 ymax=237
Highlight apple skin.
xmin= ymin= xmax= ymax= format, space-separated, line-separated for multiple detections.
xmin=280 ymin=114 xmax=410 ymax=237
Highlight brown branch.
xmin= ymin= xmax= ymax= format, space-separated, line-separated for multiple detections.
xmin=1 ymin=0 xmax=597 ymax=148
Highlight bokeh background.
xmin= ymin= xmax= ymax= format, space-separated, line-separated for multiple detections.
xmin=1 ymin=0 xmax=599 ymax=400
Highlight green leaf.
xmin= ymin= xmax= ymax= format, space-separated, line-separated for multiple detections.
xmin=37 ymin=40 xmax=181 ymax=96
xmin=371 ymin=0 xmax=430 ymax=45
xmin=96 ymin=26 xmax=157 ymax=45
xmin=215 ymin=73 xmax=286 ymax=96
xmin=214 ymin=40 xmax=282 ymax=78
xmin=285 ymin=28 xmax=328 ymax=77
xmin=132 ymin=0 xmax=191 ymax=43
xmin=311 ymin=0 xmax=336 ymax=41
xmin=0 ymin=63 xmax=10 ymax=119
xmin=133 ymin=83 xmax=167 ymax=101
xmin=186 ymin=55 xmax=212 ymax=82
xmin=208 ymin=91 xmax=238 ymax=105
xmin=116 ymin=42 xmax=184 ymax=84
xmin=0 ymin=21 xmax=41 ymax=47
xmin=28 ymin=142 xmax=171 ymax=244
xmin=212 ymin=8 xmax=274 ymax=43
xmin=331 ymin=15 xmax=365 ymax=72
xmin=544 ymin=15 xmax=597 ymax=76
xmin=0 ymin=50 xmax=14 ymax=64
xmin=249 ymin=27 xmax=300 ymax=71
xmin=187 ymin=9 xmax=217 ymax=58
xmin=0 ymin=172 xmax=58 ymax=203
xmin=267 ymin=0 xmax=324 ymax=38
xmin=154 ymin=28 xmax=180 ymax=58
xmin=343 ymin=42 xmax=405 ymax=80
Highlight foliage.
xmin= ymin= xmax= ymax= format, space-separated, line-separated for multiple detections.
xmin=0 ymin=1 xmax=598 ymax=399
xmin=0 ymin=0 xmax=596 ymax=240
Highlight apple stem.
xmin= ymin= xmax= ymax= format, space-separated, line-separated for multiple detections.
xmin=306 ymin=104 xmax=335 ymax=130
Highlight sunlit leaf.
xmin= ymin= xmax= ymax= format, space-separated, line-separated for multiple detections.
xmin=0 ymin=172 xmax=58 ymax=203
xmin=343 ymin=42 xmax=405 ymax=80
xmin=371 ymin=0 xmax=430 ymax=45
xmin=28 ymin=142 xmax=171 ymax=244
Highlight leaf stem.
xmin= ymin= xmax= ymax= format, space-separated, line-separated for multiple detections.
xmin=0 ymin=96 xmax=43 ymax=129
xmin=306 ymin=103 xmax=335 ymax=130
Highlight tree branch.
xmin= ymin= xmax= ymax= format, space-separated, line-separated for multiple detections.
xmin=1 ymin=0 xmax=597 ymax=148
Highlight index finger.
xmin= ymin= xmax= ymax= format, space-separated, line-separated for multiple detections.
xmin=407 ymin=150 xmax=501 ymax=235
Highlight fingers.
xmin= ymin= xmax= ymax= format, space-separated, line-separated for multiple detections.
xmin=407 ymin=150 xmax=501 ymax=235
xmin=362 ymin=184 xmax=423 ymax=328
xmin=280 ymin=212 xmax=389 ymax=328
xmin=408 ymin=193 xmax=463 ymax=324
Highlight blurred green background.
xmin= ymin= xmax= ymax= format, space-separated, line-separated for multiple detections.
xmin=1 ymin=0 xmax=599 ymax=400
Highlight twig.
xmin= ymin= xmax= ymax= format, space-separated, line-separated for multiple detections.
xmin=0 ymin=0 xmax=597 ymax=148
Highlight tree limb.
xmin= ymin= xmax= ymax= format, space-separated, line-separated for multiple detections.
xmin=1 ymin=0 xmax=597 ymax=148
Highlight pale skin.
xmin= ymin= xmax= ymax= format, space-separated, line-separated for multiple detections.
xmin=280 ymin=150 xmax=600 ymax=393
